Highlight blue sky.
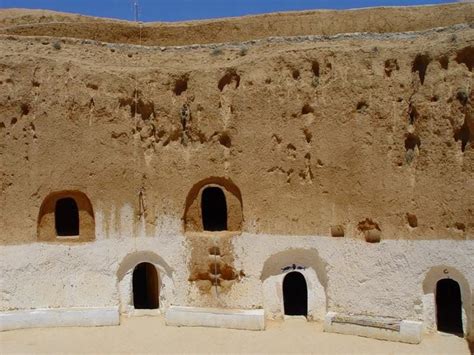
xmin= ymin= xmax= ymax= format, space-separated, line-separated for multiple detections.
xmin=0 ymin=0 xmax=458 ymax=22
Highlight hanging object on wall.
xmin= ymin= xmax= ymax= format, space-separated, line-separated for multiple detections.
xmin=281 ymin=264 xmax=306 ymax=272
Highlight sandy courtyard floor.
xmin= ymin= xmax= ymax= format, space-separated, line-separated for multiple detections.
xmin=0 ymin=316 xmax=471 ymax=354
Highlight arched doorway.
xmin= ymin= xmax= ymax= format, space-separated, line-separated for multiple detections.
xmin=201 ymin=186 xmax=228 ymax=231
xmin=436 ymin=278 xmax=463 ymax=335
xmin=283 ymin=272 xmax=308 ymax=316
xmin=132 ymin=263 xmax=159 ymax=309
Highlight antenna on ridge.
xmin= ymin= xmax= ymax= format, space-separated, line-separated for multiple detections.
xmin=133 ymin=0 xmax=139 ymax=22
xmin=131 ymin=0 xmax=141 ymax=124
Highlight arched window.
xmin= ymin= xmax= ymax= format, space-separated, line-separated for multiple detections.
xmin=201 ymin=186 xmax=227 ymax=231
xmin=436 ymin=279 xmax=463 ymax=335
xmin=283 ymin=272 xmax=308 ymax=316
xmin=183 ymin=177 xmax=242 ymax=233
xmin=37 ymin=190 xmax=95 ymax=242
xmin=133 ymin=263 xmax=159 ymax=309
xmin=55 ymin=197 xmax=79 ymax=236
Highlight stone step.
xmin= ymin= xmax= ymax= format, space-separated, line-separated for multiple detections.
xmin=165 ymin=306 xmax=265 ymax=331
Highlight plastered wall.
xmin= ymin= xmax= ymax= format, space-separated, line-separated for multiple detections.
xmin=1 ymin=210 xmax=473 ymax=335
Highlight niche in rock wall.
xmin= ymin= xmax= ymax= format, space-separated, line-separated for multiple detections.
xmin=311 ymin=61 xmax=320 ymax=87
xmin=119 ymin=89 xmax=155 ymax=120
xmin=312 ymin=61 xmax=320 ymax=77
xmin=405 ymin=133 xmax=421 ymax=164
xmin=218 ymin=70 xmax=240 ymax=92
xmin=438 ymin=56 xmax=449 ymax=70
xmin=384 ymin=59 xmax=399 ymax=77
xmin=357 ymin=218 xmax=381 ymax=243
xmin=455 ymin=46 xmax=474 ymax=72
xmin=37 ymin=191 xmax=95 ymax=242
xmin=173 ymin=75 xmax=189 ymax=96
xmin=292 ymin=69 xmax=300 ymax=80
xmin=406 ymin=213 xmax=418 ymax=228
xmin=184 ymin=177 xmax=243 ymax=233
xmin=412 ymin=54 xmax=431 ymax=85
xmin=453 ymin=117 xmax=471 ymax=152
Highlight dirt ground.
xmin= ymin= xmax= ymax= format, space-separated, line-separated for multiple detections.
xmin=0 ymin=316 xmax=470 ymax=354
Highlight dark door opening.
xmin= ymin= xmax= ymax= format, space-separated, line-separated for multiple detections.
xmin=133 ymin=263 xmax=159 ymax=309
xmin=201 ymin=186 xmax=227 ymax=231
xmin=436 ymin=278 xmax=463 ymax=335
xmin=283 ymin=271 xmax=308 ymax=316
xmin=55 ymin=197 xmax=79 ymax=236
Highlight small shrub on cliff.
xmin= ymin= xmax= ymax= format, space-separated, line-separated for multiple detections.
xmin=211 ymin=47 xmax=223 ymax=56
xmin=238 ymin=46 xmax=248 ymax=56
xmin=52 ymin=41 xmax=62 ymax=50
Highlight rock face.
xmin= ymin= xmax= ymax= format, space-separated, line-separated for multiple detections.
xmin=0 ymin=4 xmax=473 ymax=340
xmin=0 ymin=4 xmax=473 ymax=45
